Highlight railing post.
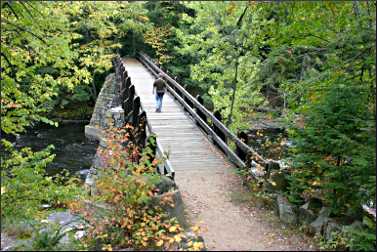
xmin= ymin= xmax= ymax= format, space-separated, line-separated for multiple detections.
xmin=116 ymin=60 xmax=122 ymax=81
xmin=195 ymin=95 xmax=208 ymax=131
xmin=132 ymin=96 xmax=141 ymax=126
xmin=183 ymin=85 xmax=194 ymax=108
xmin=122 ymin=82 xmax=130 ymax=112
xmin=120 ymin=84 xmax=126 ymax=106
xmin=213 ymin=110 xmax=227 ymax=144
xmin=125 ymin=77 xmax=131 ymax=98
xmin=124 ymin=85 xmax=135 ymax=120
xmin=137 ymin=111 xmax=147 ymax=148
xmin=236 ymin=131 xmax=248 ymax=162
xmin=196 ymin=95 xmax=207 ymax=122
xmin=121 ymin=69 xmax=128 ymax=89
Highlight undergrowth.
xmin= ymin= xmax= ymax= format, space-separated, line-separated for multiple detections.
xmin=68 ymin=124 xmax=205 ymax=251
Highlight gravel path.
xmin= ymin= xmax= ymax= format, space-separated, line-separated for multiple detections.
xmin=175 ymin=156 xmax=315 ymax=251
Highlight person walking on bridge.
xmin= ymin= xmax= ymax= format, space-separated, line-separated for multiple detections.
xmin=153 ymin=73 xmax=167 ymax=113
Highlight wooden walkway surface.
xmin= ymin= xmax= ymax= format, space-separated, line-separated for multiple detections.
xmin=122 ymin=58 xmax=313 ymax=251
xmin=123 ymin=58 xmax=232 ymax=174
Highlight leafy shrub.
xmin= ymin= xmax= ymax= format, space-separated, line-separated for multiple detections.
xmin=286 ymin=83 xmax=375 ymax=217
xmin=1 ymin=139 xmax=83 ymax=224
xmin=320 ymin=217 xmax=376 ymax=251
xmin=69 ymin=125 xmax=204 ymax=251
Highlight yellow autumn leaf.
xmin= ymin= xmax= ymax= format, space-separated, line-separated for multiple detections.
xmin=193 ymin=242 xmax=204 ymax=250
xmin=191 ymin=225 xmax=200 ymax=233
xmin=169 ymin=226 xmax=177 ymax=232
xmin=174 ymin=234 xmax=182 ymax=243
xmin=312 ymin=180 xmax=321 ymax=186
xmin=156 ymin=240 xmax=164 ymax=247
xmin=102 ymin=244 xmax=112 ymax=251
xmin=168 ymin=237 xmax=175 ymax=244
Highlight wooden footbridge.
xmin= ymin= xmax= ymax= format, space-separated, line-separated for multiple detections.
xmin=90 ymin=53 xmax=302 ymax=250
xmin=112 ymin=53 xmax=280 ymax=180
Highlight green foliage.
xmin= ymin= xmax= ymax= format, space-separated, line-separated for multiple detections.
xmin=1 ymin=1 xmax=151 ymax=132
xmin=1 ymin=139 xmax=83 ymax=223
xmin=320 ymin=217 xmax=376 ymax=251
xmin=30 ymin=224 xmax=67 ymax=251
xmin=1 ymin=1 xmax=375 ymax=250
xmin=69 ymin=126 xmax=203 ymax=251
xmin=1 ymin=2 xmax=74 ymax=134
xmin=165 ymin=2 xmax=271 ymax=128
xmin=271 ymin=2 xmax=376 ymax=220
xmin=286 ymin=83 xmax=375 ymax=216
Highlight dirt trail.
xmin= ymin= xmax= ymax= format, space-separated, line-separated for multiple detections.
xmin=175 ymin=157 xmax=315 ymax=251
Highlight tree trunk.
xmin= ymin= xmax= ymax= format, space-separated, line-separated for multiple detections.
xmin=132 ymin=32 xmax=136 ymax=56
xmin=227 ymin=58 xmax=239 ymax=127
xmin=91 ymin=80 xmax=97 ymax=102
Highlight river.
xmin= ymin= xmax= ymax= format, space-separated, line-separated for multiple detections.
xmin=12 ymin=123 xmax=97 ymax=176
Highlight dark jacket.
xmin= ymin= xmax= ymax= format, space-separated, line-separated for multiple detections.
xmin=153 ymin=78 xmax=166 ymax=93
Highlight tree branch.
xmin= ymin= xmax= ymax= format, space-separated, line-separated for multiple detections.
xmin=2 ymin=20 xmax=46 ymax=44
xmin=1 ymin=52 xmax=17 ymax=77
xmin=4 ymin=2 xmax=20 ymax=19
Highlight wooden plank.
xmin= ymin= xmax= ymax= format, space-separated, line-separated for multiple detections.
xmin=123 ymin=57 xmax=238 ymax=175
xmin=138 ymin=53 xmax=267 ymax=164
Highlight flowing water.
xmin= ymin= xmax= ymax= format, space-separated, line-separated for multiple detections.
xmin=13 ymin=123 xmax=97 ymax=176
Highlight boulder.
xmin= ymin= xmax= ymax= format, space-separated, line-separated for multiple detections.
xmin=47 ymin=211 xmax=81 ymax=228
xmin=35 ymin=211 xmax=88 ymax=247
xmin=84 ymin=172 xmax=97 ymax=196
xmin=350 ymin=220 xmax=363 ymax=229
xmin=324 ymin=221 xmax=342 ymax=241
xmin=276 ymin=194 xmax=298 ymax=225
xmin=298 ymin=198 xmax=323 ymax=225
xmin=341 ymin=220 xmax=363 ymax=234
xmin=178 ymin=231 xmax=206 ymax=251
xmin=152 ymin=189 xmax=186 ymax=226
xmin=298 ymin=202 xmax=316 ymax=225
xmin=84 ymin=125 xmax=103 ymax=142
xmin=156 ymin=176 xmax=177 ymax=194
xmin=308 ymin=207 xmax=331 ymax=235
xmin=75 ymin=169 xmax=90 ymax=180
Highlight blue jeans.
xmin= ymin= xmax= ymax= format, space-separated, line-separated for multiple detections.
xmin=155 ymin=92 xmax=164 ymax=111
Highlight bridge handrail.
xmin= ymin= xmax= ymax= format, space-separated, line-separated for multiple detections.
xmin=114 ymin=55 xmax=175 ymax=179
xmin=137 ymin=52 xmax=270 ymax=170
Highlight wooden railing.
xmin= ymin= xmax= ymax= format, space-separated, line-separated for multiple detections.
xmin=112 ymin=55 xmax=175 ymax=180
xmin=137 ymin=52 xmax=280 ymax=177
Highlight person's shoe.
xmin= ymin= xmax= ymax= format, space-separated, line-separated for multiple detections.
xmin=155 ymin=108 xmax=158 ymax=112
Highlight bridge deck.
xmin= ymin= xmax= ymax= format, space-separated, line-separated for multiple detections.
xmin=121 ymin=58 xmax=308 ymax=251
xmin=123 ymin=58 xmax=232 ymax=173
